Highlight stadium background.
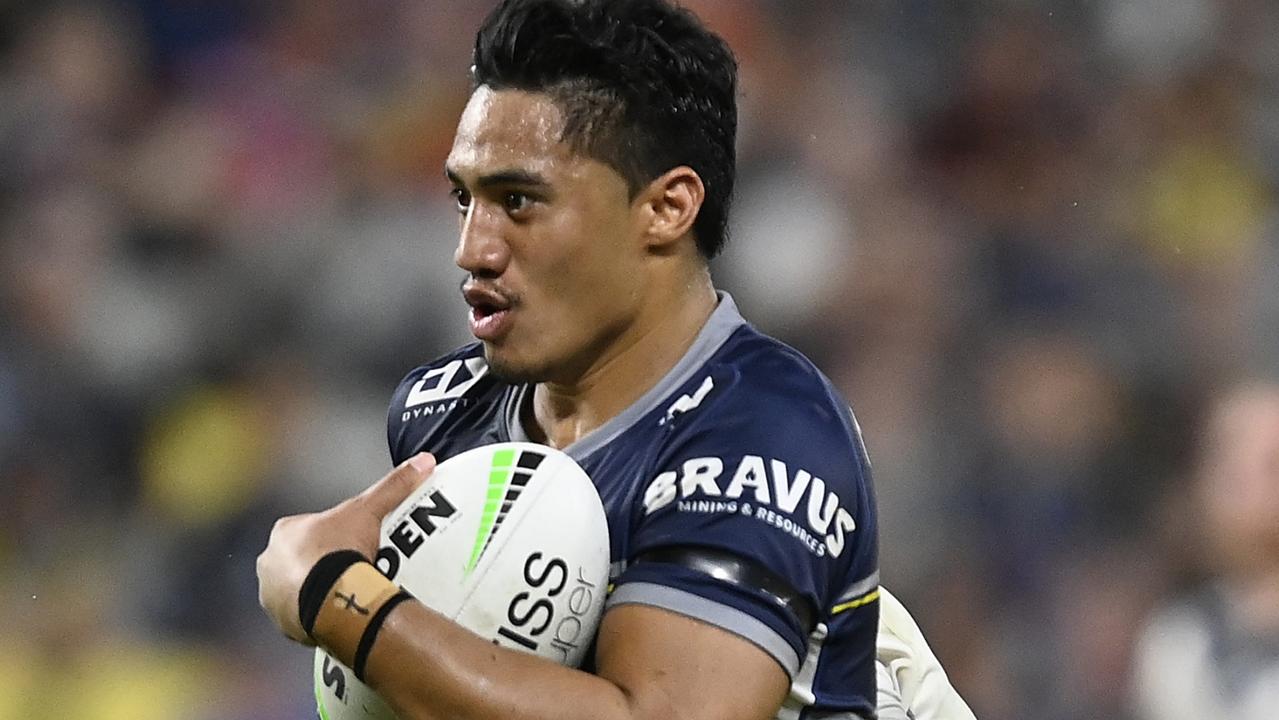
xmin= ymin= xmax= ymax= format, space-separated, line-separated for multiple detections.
xmin=1 ymin=1 xmax=1276 ymax=718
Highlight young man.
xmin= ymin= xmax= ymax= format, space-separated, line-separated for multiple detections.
xmin=257 ymin=1 xmax=880 ymax=718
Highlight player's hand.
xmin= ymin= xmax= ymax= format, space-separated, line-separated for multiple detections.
xmin=256 ymin=452 xmax=436 ymax=644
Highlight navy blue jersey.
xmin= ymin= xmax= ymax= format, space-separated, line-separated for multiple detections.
xmin=386 ymin=294 xmax=880 ymax=719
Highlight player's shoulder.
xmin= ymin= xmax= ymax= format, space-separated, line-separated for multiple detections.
xmin=386 ymin=343 xmax=507 ymax=463
xmin=647 ymin=319 xmax=874 ymax=530
xmin=719 ymin=325 xmax=848 ymax=407
xmin=634 ymin=318 xmax=877 ymax=602
xmin=677 ymin=322 xmax=866 ymax=458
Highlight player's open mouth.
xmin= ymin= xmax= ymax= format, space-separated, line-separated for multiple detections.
xmin=469 ymin=306 xmax=513 ymax=341
xmin=463 ymin=285 xmax=515 ymax=341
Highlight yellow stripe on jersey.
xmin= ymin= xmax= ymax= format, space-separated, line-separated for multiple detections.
xmin=831 ymin=588 xmax=880 ymax=615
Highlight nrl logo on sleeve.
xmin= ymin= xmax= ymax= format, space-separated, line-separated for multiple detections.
xmin=641 ymin=455 xmax=857 ymax=558
xmin=403 ymin=358 xmax=487 ymax=420
xmin=660 ymin=376 xmax=714 ymax=426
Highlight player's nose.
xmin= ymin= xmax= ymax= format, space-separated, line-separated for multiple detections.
xmin=454 ymin=204 xmax=510 ymax=279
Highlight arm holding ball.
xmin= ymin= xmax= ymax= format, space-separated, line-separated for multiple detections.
xmin=256 ymin=452 xmax=789 ymax=720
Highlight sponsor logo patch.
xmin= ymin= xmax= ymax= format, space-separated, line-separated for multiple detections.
xmin=401 ymin=358 xmax=487 ymax=422
xmin=405 ymin=358 xmax=488 ymax=407
xmin=641 ymin=455 xmax=856 ymax=558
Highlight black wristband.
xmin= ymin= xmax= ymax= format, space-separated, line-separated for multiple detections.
xmin=298 ymin=549 xmax=368 ymax=638
xmin=353 ymin=589 xmax=413 ymax=682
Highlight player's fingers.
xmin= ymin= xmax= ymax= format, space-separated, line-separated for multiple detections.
xmin=351 ymin=452 xmax=436 ymax=518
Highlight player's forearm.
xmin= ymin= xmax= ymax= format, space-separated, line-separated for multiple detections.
xmin=361 ymin=600 xmax=653 ymax=720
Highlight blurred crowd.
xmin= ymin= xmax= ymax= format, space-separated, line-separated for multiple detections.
xmin=1 ymin=1 xmax=1277 ymax=719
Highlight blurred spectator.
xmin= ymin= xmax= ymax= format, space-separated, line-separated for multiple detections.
xmin=1130 ymin=381 xmax=1279 ymax=720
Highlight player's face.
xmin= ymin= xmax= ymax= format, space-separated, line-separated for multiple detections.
xmin=445 ymin=86 xmax=647 ymax=383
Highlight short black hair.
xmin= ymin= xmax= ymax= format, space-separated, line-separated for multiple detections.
xmin=473 ymin=0 xmax=738 ymax=259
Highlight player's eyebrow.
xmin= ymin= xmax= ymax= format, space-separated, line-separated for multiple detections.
xmin=445 ymin=167 xmax=552 ymax=190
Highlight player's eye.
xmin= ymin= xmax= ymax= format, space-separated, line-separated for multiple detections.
xmin=450 ymin=188 xmax=471 ymax=214
xmin=503 ymin=192 xmax=532 ymax=214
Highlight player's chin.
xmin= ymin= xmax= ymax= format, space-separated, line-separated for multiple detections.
xmin=482 ymin=345 xmax=545 ymax=384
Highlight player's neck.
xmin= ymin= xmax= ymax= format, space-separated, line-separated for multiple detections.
xmin=527 ymin=272 xmax=717 ymax=449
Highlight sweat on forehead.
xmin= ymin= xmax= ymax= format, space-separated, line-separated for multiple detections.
xmin=446 ymin=88 xmax=585 ymax=180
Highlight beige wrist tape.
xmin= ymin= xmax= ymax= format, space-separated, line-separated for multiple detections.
xmin=311 ymin=561 xmax=404 ymax=671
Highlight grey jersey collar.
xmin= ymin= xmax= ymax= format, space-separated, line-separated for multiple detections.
xmin=505 ymin=291 xmax=746 ymax=462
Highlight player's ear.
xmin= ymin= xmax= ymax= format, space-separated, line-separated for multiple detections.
xmin=636 ymin=166 xmax=704 ymax=251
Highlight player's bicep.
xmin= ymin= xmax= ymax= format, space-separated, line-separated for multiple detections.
xmin=593 ymin=603 xmax=790 ymax=720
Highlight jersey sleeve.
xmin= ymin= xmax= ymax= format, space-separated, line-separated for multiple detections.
xmin=876 ymin=660 xmax=913 ymax=720
xmin=608 ymin=355 xmax=879 ymax=683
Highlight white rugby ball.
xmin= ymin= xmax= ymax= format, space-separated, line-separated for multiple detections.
xmin=314 ymin=442 xmax=611 ymax=719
